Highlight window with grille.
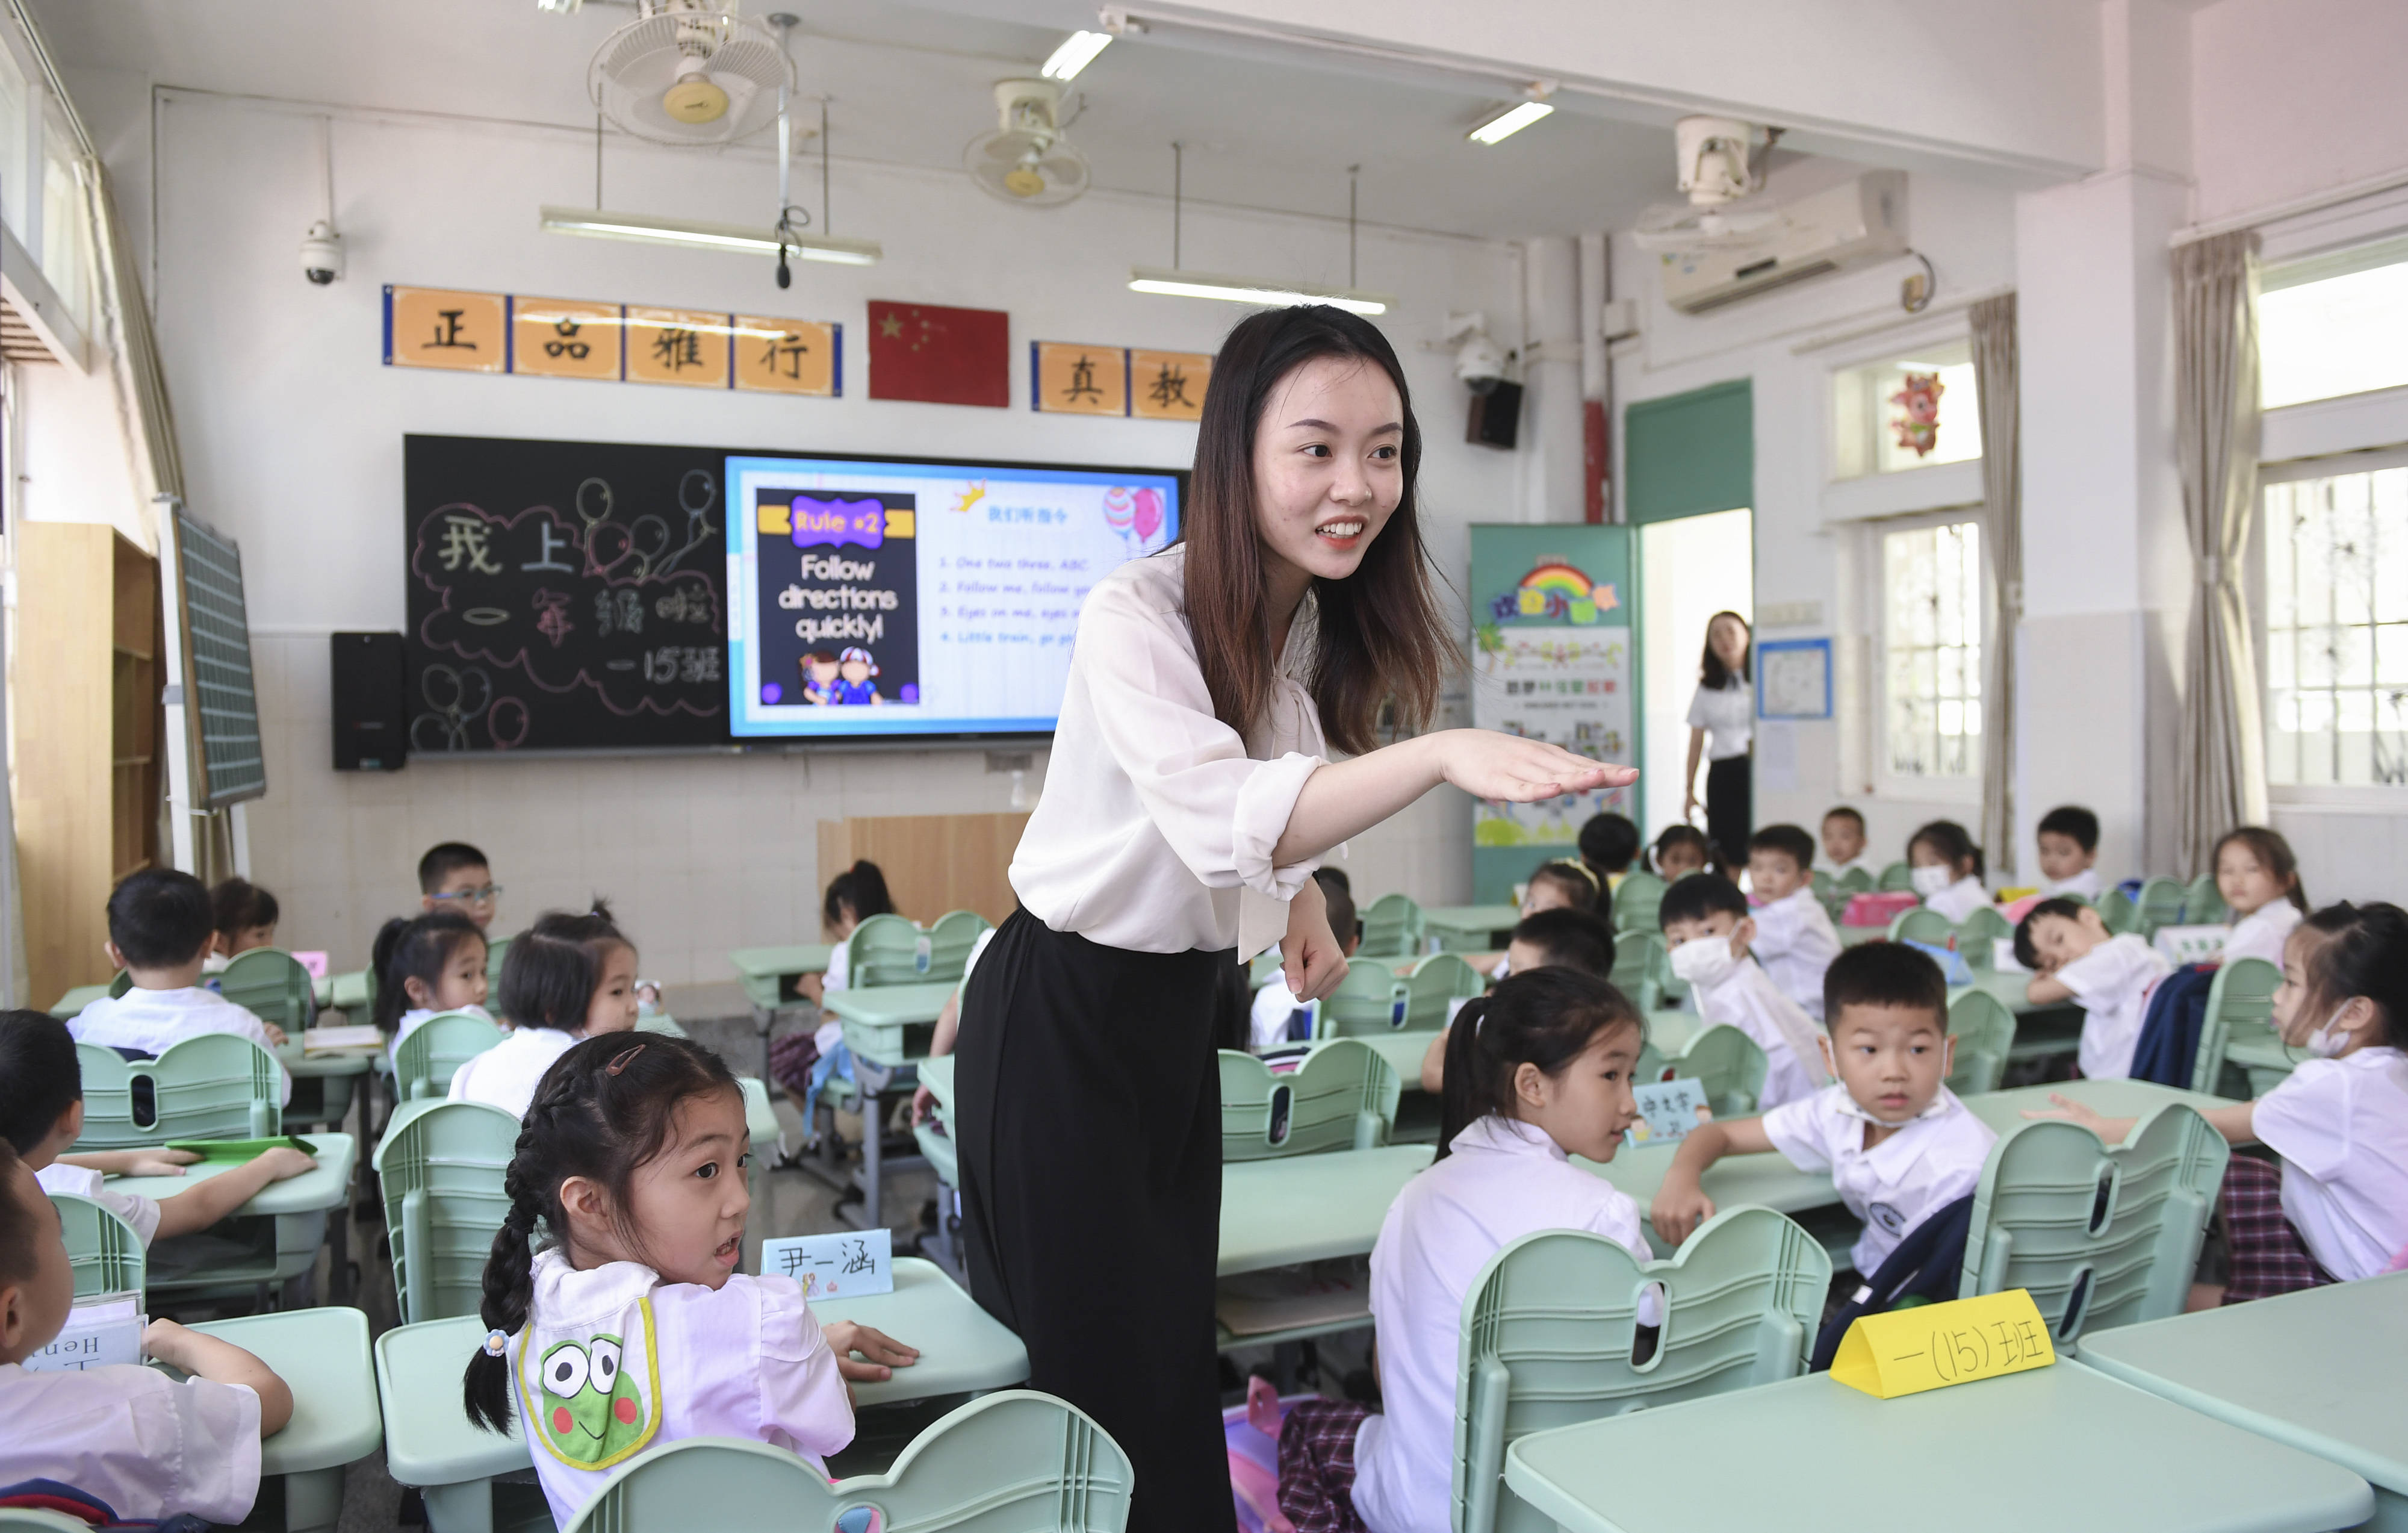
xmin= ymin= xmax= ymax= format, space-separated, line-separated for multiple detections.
xmin=1881 ymin=520 xmax=1984 ymax=778
xmin=2263 ymin=464 xmax=2408 ymax=787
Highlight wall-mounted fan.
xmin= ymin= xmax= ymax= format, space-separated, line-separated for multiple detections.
xmin=1631 ymin=115 xmax=1789 ymax=254
xmin=966 ymin=79 xmax=1090 ymax=206
xmin=590 ymin=0 xmax=794 ymax=146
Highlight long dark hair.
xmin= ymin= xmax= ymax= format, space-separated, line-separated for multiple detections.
xmin=464 ymin=1033 xmax=740 ymax=1433
xmin=371 ymin=912 xmax=486 ymax=1034
xmin=824 ymin=860 xmax=895 ymax=930
xmin=1181 ymin=305 xmax=1454 ymax=756
xmin=2215 ymin=826 xmax=2309 ymax=913
xmin=1908 ymin=819 xmax=1985 ymax=881
xmin=1699 ymin=610 xmax=1751 ymax=689
xmin=1437 ymin=968 xmax=1642 ymax=1161
xmin=2292 ymin=901 xmax=2408 ymax=1051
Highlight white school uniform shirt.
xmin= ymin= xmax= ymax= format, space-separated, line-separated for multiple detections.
xmin=1763 ymin=1084 xmax=1997 ymax=1275
xmin=448 ymin=1026 xmax=579 ymax=1118
xmin=515 ymin=1247 xmax=853 ymax=1529
xmin=1249 ymin=978 xmax=1313 ymax=1050
xmin=2221 ymin=900 xmax=2303 ymax=969
xmin=1923 ymin=875 xmax=1990 ymax=924
xmin=2053 ymin=933 xmax=2172 ymax=1080
xmin=1748 ymin=888 xmax=1843 ymax=1021
xmin=1008 ymin=546 xmax=1326 ymax=962
xmin=1686 ymin=958 xmax=1823 ymax=1110
xmin=69 ymin=986 xmax=291 ymax=1105
xmin=1350 ymin=1115 xmax=1648 ymax=1533
xmin=2043 ymin=867 xmax=2102 ymax=900
xmin=1822 ymin=853 xmax=1880 ymax=883
xmin=34 ymin=1162 xmax=163 ymax=1246
xmin=389 ymin=1001 xmax=495 ymax=1074
xmin=2251 ymin=1046 xmax=2408 ymax=1281
xmin=0 ymin=1361 xmax=262 ymax=1525
xmin=1685 ymin=678 xmax=1752 ymax=759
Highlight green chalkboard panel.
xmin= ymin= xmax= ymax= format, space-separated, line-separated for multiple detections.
xmin=173 ymin=511 xmax=265 ymax=807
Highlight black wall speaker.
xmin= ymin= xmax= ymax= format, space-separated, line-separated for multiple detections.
xmin=330 ymin=632 xmax=406 ymax=771
xmin=1466 ymin=379 xmax=1523 ymax=450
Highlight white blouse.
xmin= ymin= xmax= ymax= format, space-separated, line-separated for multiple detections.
xmin=1010 ymin=546 xmax=1327 ymax=960
xmin=1686 ymin=678 xmax=1752 ymax=760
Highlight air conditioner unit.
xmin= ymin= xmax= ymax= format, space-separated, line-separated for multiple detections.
xmin=1657 ymin=170 xmax=1907 ymax=314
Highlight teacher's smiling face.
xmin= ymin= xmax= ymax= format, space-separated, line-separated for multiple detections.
xmin=1251 ymin=353 xmax=1404 ymax=587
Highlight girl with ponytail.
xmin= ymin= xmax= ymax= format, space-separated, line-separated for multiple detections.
xmin=371 ymin=910 xmax=489 ymax=1073
xmin=463 ymin=1032 xmax=919 ymax=1528
xmin=1279 ymin=969 xmax=1649 ymax=1533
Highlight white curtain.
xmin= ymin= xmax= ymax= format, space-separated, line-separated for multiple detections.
xmin=1970 ymin=294 xmax=2020 ymax=876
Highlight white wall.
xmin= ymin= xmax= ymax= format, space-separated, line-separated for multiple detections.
xmin=2190 ymin=0 xmax=2408 ymax=225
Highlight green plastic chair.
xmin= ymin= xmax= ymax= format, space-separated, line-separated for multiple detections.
xmin=2093 ymin=885 xmax=2138 ymax=935
xmin=69 ymin=1034 xmax=282 ymax=1148
xmin=1633 ymin=1024 xmax=1767 ymax=1119
xmin=2183 ymin=874 xmax=2229 ymax=926
xmin=1312 ymin=958 xmax=1411 ymax=1037
xmin=374 ymin=1099 xmax=521 ymax=1324
xmin=1404 ymin=953 xmax=1485 ymax=1030
xmin=1877 ymin=861 xmax=1916 ymax=892
xmin=1944 ymin=988 xmax=2015 ymax=1096
xmin=109 ymin=969 xmax=135 ymax=999
xmin=560 ymin=1390 xmax=1133 ymax=1533
xmin=1218 ymin=1039 xmax=1398 ymax=1160
xmin=1954 ymin=905 xmax=2010 ymax=968
xmin=2191 ymin=956 xmax=2282 ymax=1098
xmin=217 ymin=947 xmax=317 ymax=1034
xmin=845 ymin=913 xmax=933 ymax=988
xmin=0 ymin=1510 xmax=101 ymax=1532
xmin=1837 ymin=866 xmax=1875 ymax=895
xmin=1452 ymin=1208 xmax=1831 ymax=1533
xmin=1358 ymin=893 xmax=1427 ymax=959
xmin=1606 ymin=930 xmax=1652 ymax=1011
xmin=1887 ymin=906 xmax=1956 ymax=947
xmin=1960 ymin=1102 xmax=2230 ymax=1346
xmin=2135 ymin=876 xmax=2188 ymax=938
xmin=484 ymin=935 xmax=510 ymax=984
xmin=392 ymin=1010 xmax=506 ymax=1101
xmin=49 ymin=1190 xmax=146 ymax=1297
xmin=1610 ymin=872 xmax=1665 ymax=934
xmin=924 ymin=910 xmax=991 ymax=984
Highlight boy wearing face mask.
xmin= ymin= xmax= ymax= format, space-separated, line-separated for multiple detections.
xmin=1658 ymin=874 xmax=1825 ymax=1109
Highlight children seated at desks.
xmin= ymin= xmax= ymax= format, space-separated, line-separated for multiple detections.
xmin=1577 ymin=811 xmax=1641 ymax=893
xmin=68 ymin=869 xmax=291 ymax=1104
xmin=1653 ymin=942 xmax=1997 ymax=1297
xmin=1280 ymin=969 xmax=1649 ymax=1533
xmin=1253 ymin=870 xmax=1359 ymax=1049
xmin=420 ymin=841 xmax=500 ymax=934
xmin=1659 ymin=874 xmax=1823 ymax=1109
xmin=2035 ymin=804 xmax=2103 ymax=899
xmin=1819 ymin=805 xmax=1878 ymax=883
xmin=462 ymin=1033 xmax=917 ymax=1528
xmin=2215 ymin=826 xmax=2309 ymax=968
xmin=0 ymin=1010 xmax=317 ymax=1248
xmin=1745 ymin=824 xmax=1842 ymax=1021
xmin=767 ymin=861 xmax=895 ymax=1155
xmin=1489 ymin=860 xmax=1607 ymax=979
xmin=373 ymin=910 xmax=491 ymax=1072
xmin=450 ymin=906 xmax=638 ymax=1119
xmin=2035 ymin=901 xmax=2408 ymax=1304
xmin=1417 ymin=908 xmax=1616 ymax=1093
xmin=1649 ymin=824 xmax=1710 ymax=881
xmin=0 ymin=1140 xmax=296 ymax=1526
xmin=2015 ymin=897 xmax=2172 ymax=1079
xmin=206 ymin=877 xmax=279 ymax=968
xmin=1907 ymin=819 xmax=1990 ymax=922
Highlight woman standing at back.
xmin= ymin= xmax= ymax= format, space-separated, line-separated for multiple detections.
xmin=1681 ymin=611 xmax=1754 ymax=875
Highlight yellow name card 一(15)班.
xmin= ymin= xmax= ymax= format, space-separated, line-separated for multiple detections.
xmin=1829 ymin=1288 xmax=2056 ymax=1400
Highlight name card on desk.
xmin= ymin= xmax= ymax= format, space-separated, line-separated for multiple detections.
xmin=24 ymin=1293 xmax=143 ymax=1373
xmin=760 ymin=1228 xmax=892 ymax=1298
xmin=1831 ymin=1288 xmax=2055 ymax=1400
xmin=1625 ymin=1078 xmax=1712 ymax=1146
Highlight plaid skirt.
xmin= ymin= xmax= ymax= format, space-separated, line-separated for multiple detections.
xmin=766 ymin=1025 xmax=821 ymax=1096
xmin=1277 ymin=1399 xmax=1375 ymax=1533
xmin=2220 ymin=1152 xmax=2336 ymax=1304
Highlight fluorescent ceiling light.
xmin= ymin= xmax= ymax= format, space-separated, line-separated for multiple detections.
xmin=1040 ymin=30 xmax=1114 ymax=81
xmin=1128 ymin=265 xmax=1391 ymax=316
xmin=538 ymin=206 xmax=882 ymax=266
xmin=1468 ymin=99 xmax=1554 ymax=145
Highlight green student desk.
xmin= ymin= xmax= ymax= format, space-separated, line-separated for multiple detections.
xmin=110 ymin=1131 xmax=360 ymax=1304
xmin=49 ymin=981 xmax=111 ymax=1019
xmin=2079 ymin=1270 xmax=2408 ymax=1530
xmin=1421 ymin=904 xmax=1525 ymax=951
xmin=190 ymin=1305 xmax=383 ymax=1533
xmin=1501 ymin=1361 xmax=2373 ymax=1533
xmin=375 ymin=1257 xmax=1026 ymax=1533
xmin=1218 ymin=1145 xmax=1433 ymax=1276
xmin=816 ymin=981 xmax=957 ymax=1231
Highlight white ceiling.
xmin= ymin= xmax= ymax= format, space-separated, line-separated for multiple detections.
xmin=27 ymin=0 xmax=1811 ymax=241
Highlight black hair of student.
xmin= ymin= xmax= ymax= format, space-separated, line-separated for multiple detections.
xmin=2214 ymin=826 xmax=2310 ymax=914
xmin=1649 ymin=824 xmax=1710 ymax=872
xmin=1438 ymin=967 xmax=1641 ymax=1163
xmin=210 ymin=877 xmax=279 ymax=936
xmin=1527 ymin=859 xmax=1603 ymax=914
xmin=1698 ymin=610 xmax=1752 ymax=690
xmin=1823 ymin=941 xmax=1947 ymax=1029
xmin=1908 ymin=819 xmax=1984 ymax=881
xmin=1511 ymin=908 xmax=1616 ymax=979
xmin=418 ymin=842 xmax=491 ymax=895
xmin=2292 ymin=901 xmax=2408 ymax=1051
xmin=371 ymin=912 xmax=488 ymax=1036
xmin=1746 ymin=824 xmax=1817 ymax=875
xmin=1821 ymin=804 xmax=1866 ymax=833
xmin=105 ymin=867 xmax=216 ymax=969
xmin=2035 ymin=804 xmax=2100 ymax=854
xmin=2011 ymin=897 xmax=2088 ymax=972
xmin=0 ymin=1140 xmax=36 ymax=1289
xmin=1576 ymin=812 xmax=1641 ymax=877
xmin=824 ymin=860 xmax=895 ymax=930
xmin=1311 ymin=866 xmax=1351 ymax=896
xmin=496 ymin=905 xmax=631 ymax=1034
xmin=0 ymin=1010 xmax=81 ymax=1155
xmin=465 ymin=1033 xmax=740 ymax=1433
xmin=1657 ymin=871 xmax=1748 ymax=931
xmin=1311 ymin=868 xmax=1359 ymax=948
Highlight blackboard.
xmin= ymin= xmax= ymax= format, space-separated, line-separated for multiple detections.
xmin=175 ymin=510 xmax=267 ymax=805
xmin=405 ymin=434 xmax=731 ymax=752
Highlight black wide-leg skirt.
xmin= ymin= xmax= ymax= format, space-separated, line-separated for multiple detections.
xmin=1705 ymin=752 xmax=1754 ymax=873
xmin=955 ymin=907 xmax=1233 ymax=1533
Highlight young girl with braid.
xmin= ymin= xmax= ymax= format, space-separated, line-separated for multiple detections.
xmin=462 ymin=1033 xmax=919 ymax=1526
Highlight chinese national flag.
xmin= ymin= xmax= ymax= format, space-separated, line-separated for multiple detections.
xmin=867 ymin=300 xmax=1010 ymax=407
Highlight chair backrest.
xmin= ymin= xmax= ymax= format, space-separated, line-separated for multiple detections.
xmin=1953 ymin=905 xmax=2010 ymax=966
xmin=1218 ymin=1040 xmax=1398 ymax=1160
xmin=216 ymin=947 xmax=315 ymax=1033
xmin=1609 ymin=872 xmax=1665 ymax=934
xmin=2096 ymin=886 xmax=2140 ymax=935
xmin=923 ymin=910 xmax=991 ymax=984
xmin=1653 ymin=1024 xmax=1767 ymax=1118
xmin=1606 ymin=930 xmax=1655 ymax=1012
xmin=394 ymin=1010 xmax=507 ymax=1101
xmin=1837 ymin=866 xmax=1875 ymax=894
xmin=1961 ymin=1102 xmax=2230 ymax=1345
xmin=1876 ymin=860 xmax=1916 ymax=892
xmin=1452 ymin=1209 xmax=1830 ymax=1533
xmin=373 ymin=1099 xmax=522 ymax=1323
xmin=2182 ymin=873 xmax=2229 ymax=926
xmin=1358 ymin=894 xmax=1426 ymax=959
xmin=0 ymin=1509 xmax=103 ymax=1533
xmin=1944 ymin=989 xmax=2015 ymax=1096
xmin=69 ymin=1034 xmax=282 ymax=1147
xmin=1312 ymin=959 xmax=1411 ymax=1037
xmin=846 ymin=913 xmax=932 ymax=988
xmin=1887 ymin=907 xmax=1956 ymax=947
xmin=560 ymin=1391 xmax=1134 ymax=1533
xmin=49 ymin=1190 xmax=146 ymax=1298
xmin=2136 ymin=876 xmax=2188 ymax=936
xmin=1404 ymin=953 xmax=1485 ymax=1030
xmin=2191 ymin=956 xmax=2281 ymax=1096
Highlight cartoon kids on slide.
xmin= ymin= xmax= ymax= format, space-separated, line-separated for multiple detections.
xmin=798 ymin=651 xmax=840 ymax=705
xmin=831 ymin=647 xmax=884 ymax=705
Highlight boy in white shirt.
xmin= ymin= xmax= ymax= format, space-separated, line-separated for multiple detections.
xmin=1819 ymin=806 xmax=1879 ymax=883
xmin=0 ymin=1139 xmax=294 ymax=1525
xmin=2036 ymin=805 xmax=2103 ymax=900
xmin=2015 ymin=897 xmax=2173 ymax=1079
xmin=1654 ymin=941 xmax=1999 ymax=1282
xmin=1658 ymin=874 xmax=1826 ymax=1109
xmin=1251 ymin=870 xmax=1360 ymax=1049
xmin=67 ymin=869 xmax=290 ymax=1105
xmin=1745 ymin=825 xmax=1843 ymax=1021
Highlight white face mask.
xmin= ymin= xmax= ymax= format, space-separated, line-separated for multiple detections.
xmin=2306 ymin=1005 xmax=2357 ymax=1059
xmin=1669 ymin=935 xmax=1739 ymax=988
xmin=1911 ymin=865 xmax=1955 ymax=898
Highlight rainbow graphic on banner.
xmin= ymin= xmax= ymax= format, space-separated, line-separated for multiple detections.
xmin=1498 ymin=562 xmax=1618 ymax=625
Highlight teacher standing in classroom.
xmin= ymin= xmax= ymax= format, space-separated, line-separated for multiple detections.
xmin=1681 ymin=609 xmax=1754 ymax=875
xmin=954 ymin=305 xmax=1633 ymax=1532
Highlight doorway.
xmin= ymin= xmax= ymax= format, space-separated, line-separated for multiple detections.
xmin=1639 ymin=508 xmax=1754 ymax=847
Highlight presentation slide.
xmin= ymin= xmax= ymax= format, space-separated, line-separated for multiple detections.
xmin=727 ymin=455 xmax=1182 ymax=737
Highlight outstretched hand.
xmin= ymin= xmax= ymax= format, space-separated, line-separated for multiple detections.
xmin=824 ymin=1320 xmax=920 ymax=1384
xmin=1443 ymin=730 xmax=1635 ymax=804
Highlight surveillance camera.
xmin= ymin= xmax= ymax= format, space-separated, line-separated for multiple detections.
xmin=1454 ymin=331 xmax=1507 ymax=395
xmin=301 ymin=220 xmax=344 ymax=285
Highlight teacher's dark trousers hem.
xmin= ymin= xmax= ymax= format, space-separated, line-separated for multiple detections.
xmin=1705 ymin=752 xmax=1752 ymax=872
xmin=955 ymin=907 xmax=1233 ymax=1533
